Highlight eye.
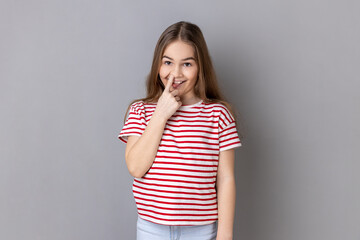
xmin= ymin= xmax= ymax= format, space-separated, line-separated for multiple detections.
xmin=164 ymin=61 xmax=172 ymax=65
xmin=184 ymin=62 xmax=192 ymax=67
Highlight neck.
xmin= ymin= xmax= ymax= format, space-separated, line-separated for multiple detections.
xmin=180 ymin=96 xmax=202 ymax=105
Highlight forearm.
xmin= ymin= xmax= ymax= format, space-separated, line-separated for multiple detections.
xmin=126 ymin=113 xmax=167 ymax=178
xmin=216 ymin=176 xmax=236 ymax=240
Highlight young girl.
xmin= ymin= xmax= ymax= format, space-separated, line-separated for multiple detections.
xmin=118 ymin=21 xmax=242 ymax=240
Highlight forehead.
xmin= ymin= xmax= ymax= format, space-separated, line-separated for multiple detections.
xmin=163 ymin=40 xmax=195 ymax=59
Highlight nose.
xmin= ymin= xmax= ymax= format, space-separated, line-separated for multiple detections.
xmin=170 ymin=65 xmax=183 ymax=78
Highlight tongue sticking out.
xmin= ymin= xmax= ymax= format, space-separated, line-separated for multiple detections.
xmin=172 ymin=80 xmax=186 ymax=89
xmin=172 ymin=83 xmax=180 ymax=88
xmin=172 ymin=82 xmax=183 ymax=89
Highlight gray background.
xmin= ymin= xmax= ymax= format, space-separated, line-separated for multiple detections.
xmin=1 ymin=0 xmax=359 ymax=239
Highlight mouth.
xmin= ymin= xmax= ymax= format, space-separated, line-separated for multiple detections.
xmin=172 ymin=80 xmax=187 ymax=88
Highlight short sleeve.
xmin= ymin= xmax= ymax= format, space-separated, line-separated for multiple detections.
xmin=117 ymin=102 xmax=147 ymax=143
xmin=218 ymin=106 xmax=242 ymax=152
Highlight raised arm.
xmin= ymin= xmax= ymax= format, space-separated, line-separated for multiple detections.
xmin=125 ymin=75 xmax=182 ymax=178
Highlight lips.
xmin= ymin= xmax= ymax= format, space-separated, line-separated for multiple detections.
xmin=172 ymin=80 xmax=187 ymax=88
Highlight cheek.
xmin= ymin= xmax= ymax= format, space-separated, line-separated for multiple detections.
xmin=184 ymin=68 xmax=198 ymax=80
xmin=159 ymin=66 xmax=169 ymax=78
xmin=158 ymin=67 xmax=167 ymax=87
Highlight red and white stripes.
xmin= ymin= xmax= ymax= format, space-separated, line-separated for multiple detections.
xmin=118 ymin=100 xmax=241 ymax=225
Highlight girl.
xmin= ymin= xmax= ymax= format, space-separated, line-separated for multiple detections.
xmin=118 ymin=21 xmax=242 ymax=240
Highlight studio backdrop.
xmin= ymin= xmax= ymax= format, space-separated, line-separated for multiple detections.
xmin=1 ymin=0 xmax=359 ymax=239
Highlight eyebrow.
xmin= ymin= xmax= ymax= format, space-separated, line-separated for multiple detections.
xmin=162 ymin=55 xmax=196 ymax=61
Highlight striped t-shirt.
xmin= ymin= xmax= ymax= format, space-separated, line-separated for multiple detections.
xmin=118 ymin=99 xmax=242 ymax=225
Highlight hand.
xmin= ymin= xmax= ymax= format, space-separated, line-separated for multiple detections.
xmin=153 ymin=75 xmax=182 ymax=121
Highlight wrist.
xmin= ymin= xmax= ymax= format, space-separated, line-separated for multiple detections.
xmin=216 ymin=234 xmax=233 ymax=240
xmin=152 ymin=111 xmax=168 ymax=125
xmin=216 ymin=227 xmax=233 ymax=240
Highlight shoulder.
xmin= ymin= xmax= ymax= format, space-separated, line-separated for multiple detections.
xmin=129 ymin=101 xmax=145 ymax=114
xmin=205 ymin=102 xmax=234 ymax=121
xmin=129 ymin=100 xmax=156 ymax=114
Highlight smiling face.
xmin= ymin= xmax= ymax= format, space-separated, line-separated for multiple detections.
xmin=158 ymin=40 xmax=200 ymax=104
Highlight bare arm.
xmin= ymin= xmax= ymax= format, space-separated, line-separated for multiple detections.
xmin=125 ymin=115 xmax=167 ymax=178
xmin=216 ymin=149 xmax=236 ymax=240
xmin=125 ymin=75 xmax=182 ymax=178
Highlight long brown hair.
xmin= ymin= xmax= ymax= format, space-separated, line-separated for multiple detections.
xmin=123 ymin=21 xmax=243 ymax=139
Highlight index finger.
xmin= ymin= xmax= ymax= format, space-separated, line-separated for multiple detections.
xmin=165 ymin=75 xmax=174 ymax=92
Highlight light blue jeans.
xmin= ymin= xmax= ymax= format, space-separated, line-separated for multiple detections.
xmin=136 ymin=216 xmax=217 ymax=240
